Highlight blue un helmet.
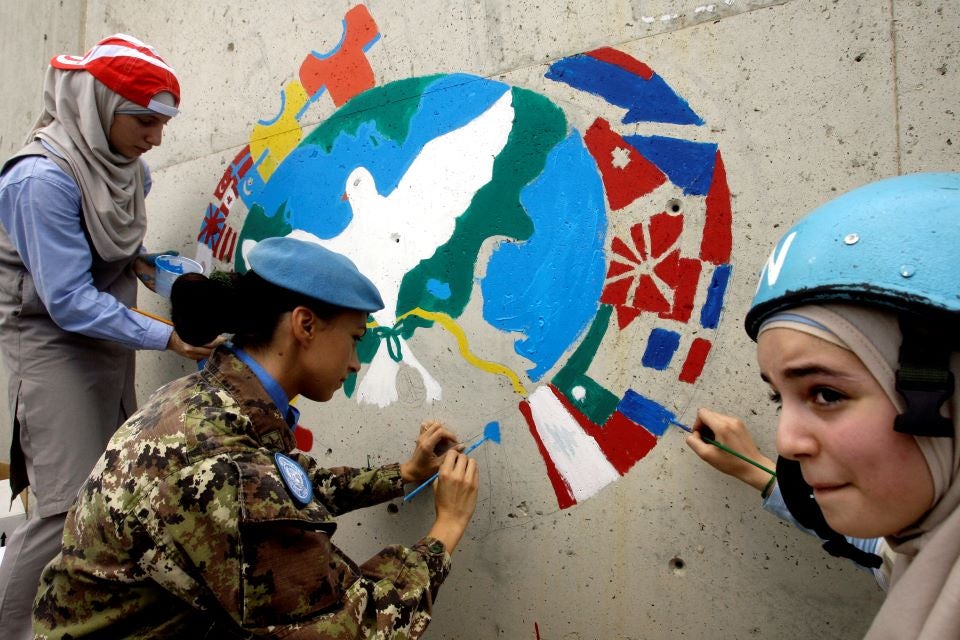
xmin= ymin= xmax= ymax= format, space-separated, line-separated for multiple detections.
xmin=745 ymin=173 xmax=960 ymax=570
xmin=746 ymin=172 xmax=960 ymax=438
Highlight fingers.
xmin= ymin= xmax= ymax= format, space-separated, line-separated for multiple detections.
xmin=417 ymin=421 xmax=459 ymax=451
xmin=439 ymin=449 xmax=478 ymax=479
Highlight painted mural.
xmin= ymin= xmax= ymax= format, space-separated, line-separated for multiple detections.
xmin=194 ymin=4 xmax=733 ymax=510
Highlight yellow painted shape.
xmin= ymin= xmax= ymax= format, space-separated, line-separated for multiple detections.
xmin=249 ymin=81 xmax=310 ymax=182
xmin=393 ymin=308 xmax=528 ymax=396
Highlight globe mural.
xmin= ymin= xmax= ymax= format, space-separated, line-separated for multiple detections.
xmin=195 ymin=5 xmax=733 ymax=509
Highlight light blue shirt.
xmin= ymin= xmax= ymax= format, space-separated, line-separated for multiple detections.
xmin=763 ymin=482 xmax=888 ymax=590
xmin=229 ymin=345 xmax=300 ymax=430
xmin=0 ymin=146 xmax=171 ymax=350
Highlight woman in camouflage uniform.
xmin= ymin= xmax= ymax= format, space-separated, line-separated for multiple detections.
xmin=33 ymin=236 xmax=480 ymax=638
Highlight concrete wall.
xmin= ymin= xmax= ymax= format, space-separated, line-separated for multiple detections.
xmin=1 ymin=1 xmax=957 ymax=637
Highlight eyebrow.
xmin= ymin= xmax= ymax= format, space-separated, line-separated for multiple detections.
xmin=760 ymin=364 xmax=857 ymax=383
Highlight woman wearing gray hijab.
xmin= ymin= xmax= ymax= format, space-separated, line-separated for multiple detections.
xmin=0 ymin=34 xmax=214 ymax=638
xmin=742 ymin=173 xmax=960 ymax=638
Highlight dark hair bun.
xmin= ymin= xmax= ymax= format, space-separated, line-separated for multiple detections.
xmin=170 ymin=272 xmax=239 ymax=345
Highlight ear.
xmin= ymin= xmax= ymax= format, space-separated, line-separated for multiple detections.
xmin=290 ymin=306 xmax=320 ymax=345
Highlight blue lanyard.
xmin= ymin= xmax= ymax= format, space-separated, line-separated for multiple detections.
xmin=228 ymin=344 xmax=300 ymax=429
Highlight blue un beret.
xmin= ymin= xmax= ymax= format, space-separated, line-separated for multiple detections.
xmin=248 ymin=237 xmax=384 ymax=313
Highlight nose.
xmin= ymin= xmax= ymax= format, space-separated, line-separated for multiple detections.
xmin=775 ymin=401 xmax=819 ymax=461
xmin=145 ymin=122 xmax=164 ymax=147
xmin=347 ymin=345 xmax=361 ymax=374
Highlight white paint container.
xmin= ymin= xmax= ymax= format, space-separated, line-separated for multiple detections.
xmin=154 ymin=255 xmax=204 ymax=298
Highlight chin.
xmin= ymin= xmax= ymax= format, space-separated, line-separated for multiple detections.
xmin=823 ymin=509 xmax=891 ymax=540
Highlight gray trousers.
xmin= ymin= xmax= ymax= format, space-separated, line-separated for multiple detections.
xmin=0 ymin=512 xmax=66 ymax=640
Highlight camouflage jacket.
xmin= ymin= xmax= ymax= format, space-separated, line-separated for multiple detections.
xmin=33 ymin=348 xmax=451 ymax=639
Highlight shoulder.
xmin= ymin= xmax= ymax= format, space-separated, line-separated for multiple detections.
xmin=1 ymin=154 xmax=79 ymax=196
xmin=236 ymin=452 xmax=336 ymax=529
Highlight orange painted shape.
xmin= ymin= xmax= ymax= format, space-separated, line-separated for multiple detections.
xmin=299 ymin=4 xmax=380 ymax=107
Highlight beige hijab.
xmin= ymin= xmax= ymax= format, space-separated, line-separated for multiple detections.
xmin=761 ymin=304 xmax=960 ymax=639
xmin=28 ymin=65 xmax=147 ymax=262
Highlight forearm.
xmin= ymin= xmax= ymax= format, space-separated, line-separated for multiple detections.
xmin=310 ymin=460 xmax=405 ymax=515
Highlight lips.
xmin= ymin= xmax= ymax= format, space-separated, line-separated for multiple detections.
xmin=811 ymin=483 xmax=848 ymax=498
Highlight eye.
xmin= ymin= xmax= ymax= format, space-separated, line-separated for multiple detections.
xmin=812 ymin=387 xmax=846 ymax=406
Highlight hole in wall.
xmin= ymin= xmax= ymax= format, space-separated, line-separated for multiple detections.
xmin=669 ymin=556 xmax=686 ymax=575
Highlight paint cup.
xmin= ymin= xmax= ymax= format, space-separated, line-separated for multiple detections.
xmin=153 ymin=255 xmax=203 ymax=298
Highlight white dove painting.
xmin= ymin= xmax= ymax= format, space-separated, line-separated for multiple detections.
xmin=273 ymin=89 xmax=516 ymax=407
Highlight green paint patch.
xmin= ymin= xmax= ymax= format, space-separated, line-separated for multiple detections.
xmin=551 ymin=304 xmax=619 ymax=425
xmin=303 ymin=75 xmax=443 ymax=151
xmin=396 ymin=86 xmax=568 ymax=337
xmin=234 ymin=202 xmax=293 ymax=273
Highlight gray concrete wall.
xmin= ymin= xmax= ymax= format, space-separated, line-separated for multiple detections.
xmin=1 ymin=1 xmax=957 ymax=637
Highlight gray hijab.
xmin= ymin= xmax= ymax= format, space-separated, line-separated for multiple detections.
xmin=29 ymin=66 xmax=147 ymax=262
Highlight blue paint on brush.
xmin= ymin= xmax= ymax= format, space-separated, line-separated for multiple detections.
xmin=403 ymin=422 xmax=500 ymax=502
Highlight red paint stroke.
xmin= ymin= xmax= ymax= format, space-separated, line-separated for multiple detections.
xmin=549 ymin=385 xmax=658 ymax=476
xmin=584 ymin=118 xmax=666 ymax=211
xmin=519 ymin=400 xmax=577 ymax=509
xmin=198 ymin=203 xmax=226 ymax=248
xmin=699 ymin=150 xmax=733 ymax=264
xmin=601 ymin=212 xmax=702 ymax=328
xmin=299 ymin=4 xmax=380 ymax=107
xmin=293 ymin=424 xmax=314 ymax=452
xmin=679 ymin=337 xmax=712 ymax=384
xmin=214 ymin=145 xmax=254 ymax=201
xmin=649 ymin=212 xmax=682 ymax=259
xmin=632 ymin=274 xmax=671 ymax=314
xmin=535 ymin=621 xmax=541 ymax=640
xmin=203 ymin=146 xmax=256 ymax=250
xmin=586 ymin=47 xmax=654 ymax=81
xmin=213 ymin=225 xmax=237 ymax=262
xmin=655 ymin=253 xmax=701 ymax=323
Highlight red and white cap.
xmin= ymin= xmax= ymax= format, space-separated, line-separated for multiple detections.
xmin=50 ymin=33 xmax=180 ymax=117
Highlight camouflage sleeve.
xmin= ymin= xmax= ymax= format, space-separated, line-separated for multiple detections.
xmin=275 ymin=537 xmax=452 ymax=639
xmin=306 ymin=458 xmax=405 ymax=516
xmin=360 ymin=536 xmax=452 ymax=611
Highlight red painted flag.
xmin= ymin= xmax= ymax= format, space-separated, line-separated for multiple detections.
xmin=584 ymin=118 xmax=666 ymax=211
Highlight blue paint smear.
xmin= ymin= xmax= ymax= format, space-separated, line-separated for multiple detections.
xmin=426 ymin=279 xmax=452 ymax=300
xmin=700 ymin=264 xmax=732 ymax=329
xmin=623 ymin=135 xmax=717 ymax=196
xmin=249 ymin=74 xmax=511 ymax=239
xmin=546 ymin=55 xmax=704 ymax=126
xmin=642 ymin=328 xmax=681 ymax=371
xmin=617 ymin=389 xmax=675 ymax=437
xmin=481 ymin=132 xmax=607 ymax=381
xmin=237 ymin=148 xmax=268 ymax=207
xmin=257 ymin=89 xmax=288 ymax=126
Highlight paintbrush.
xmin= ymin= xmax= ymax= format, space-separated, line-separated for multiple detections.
xmin=131 ymin=307 xmax=173 ymax=326
xmin=672 ymin=419 xmax=776 ymax=477
xmin=403 ymin=421 xmax=501 ymax=502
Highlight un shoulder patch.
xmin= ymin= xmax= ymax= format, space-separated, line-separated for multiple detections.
xmin=274 ymin=452 xmax=313 ymax=506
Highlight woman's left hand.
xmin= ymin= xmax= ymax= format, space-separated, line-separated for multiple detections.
xmin=400 ymin=421 xmax=462 ymax=484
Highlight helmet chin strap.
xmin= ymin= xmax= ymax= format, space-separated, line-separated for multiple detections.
xmin=776 ymin=457 xmax=883 ymax=570
xmin=894 ymin=313 xmax=955 ymax=438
